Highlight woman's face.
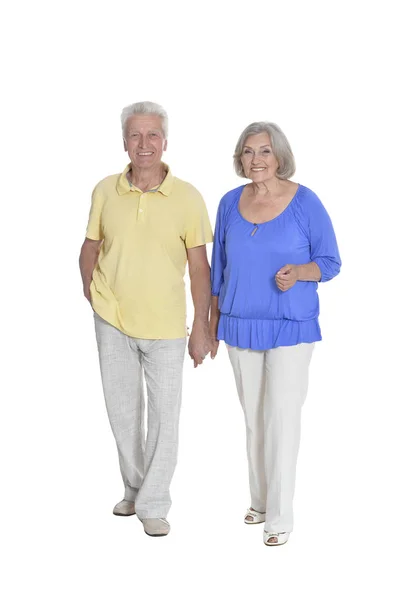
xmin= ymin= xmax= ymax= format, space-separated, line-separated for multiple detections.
xmin=240 ymin=132 xmax=279 ymax=183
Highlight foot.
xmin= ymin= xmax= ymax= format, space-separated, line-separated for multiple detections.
xmin=113 ymin=500 xmax=136 ymax=516
xmin=244 ymin=507 xmax=266 ymax=524
xmin=263 ymin=531 xmax=290 ymax=546
xmin=141 ymin=518 xmax=170 ymax=537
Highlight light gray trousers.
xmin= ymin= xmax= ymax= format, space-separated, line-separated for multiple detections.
xmin=94 ymin=313 xmax=186 ymax=519
xmin=227 ymin=342 xmax=314 ymax=533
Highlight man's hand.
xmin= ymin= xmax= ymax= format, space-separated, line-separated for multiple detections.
xmin=188 ymin=321 xmax=212 ymax=368
xmin=275 ymin=264 xmax=299 ymax=292
xmin=84 ymin=285 xmax=92 ymax=304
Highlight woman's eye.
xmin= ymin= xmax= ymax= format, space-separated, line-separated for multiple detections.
xmin=263 ymin=149 xmax=270 ymax=154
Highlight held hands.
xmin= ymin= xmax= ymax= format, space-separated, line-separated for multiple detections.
xmin=188 ymin=320 xmax=212 ymax=368
xmin=275 ymin=264 xmax=299 ymax=292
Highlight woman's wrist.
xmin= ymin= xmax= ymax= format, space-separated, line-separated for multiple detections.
xmin=297 ymin=262 xmax=321 ymax=282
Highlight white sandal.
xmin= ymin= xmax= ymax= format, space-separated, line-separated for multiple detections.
xmin=244 ymin=508 xmax=266 ymax=524
xmin=263 ymin=531 xmax=290 ymax=546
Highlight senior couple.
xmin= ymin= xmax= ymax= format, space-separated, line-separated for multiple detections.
xmin=79 ymin=101 xmax=341 ymax=547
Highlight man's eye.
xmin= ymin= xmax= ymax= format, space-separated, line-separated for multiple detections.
xmin=263 ymin=149 xmax=270 ymax=154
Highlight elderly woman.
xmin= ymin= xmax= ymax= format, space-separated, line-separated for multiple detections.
xmin=210 ymin=122 xmax=341 ymax=547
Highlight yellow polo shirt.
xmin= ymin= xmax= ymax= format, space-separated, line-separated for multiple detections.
xmin=86 ymin=164 xmax=213 ymax=339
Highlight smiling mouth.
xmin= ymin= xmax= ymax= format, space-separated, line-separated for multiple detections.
xmin=251 ymin=167 xmax=266 ymax=171
xmin=137 ymin=152 xmax=154 ymax=156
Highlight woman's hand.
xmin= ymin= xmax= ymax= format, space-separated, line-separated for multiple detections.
xmin=188 ymin=320 xmax=212 ymax=368
xmin=210 ymin=337 xmax=219 ymax=359
xmin=275 ymin=264 xmax=299 ymax=292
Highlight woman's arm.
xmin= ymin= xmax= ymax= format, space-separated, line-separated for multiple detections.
xmin=209 ymin=201 xmax=226 ymax=357
xmin=307 ymin=194 xmax=341 ymax=282
xmin=276 ymin=191 xmax=341 ymax=291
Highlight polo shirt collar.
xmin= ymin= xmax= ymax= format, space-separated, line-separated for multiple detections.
xmin=116 ymin=163 xmax=174 ymax=196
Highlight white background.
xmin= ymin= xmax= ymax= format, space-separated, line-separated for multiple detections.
xmin=1 ymin=0 xmax=398 ymax=598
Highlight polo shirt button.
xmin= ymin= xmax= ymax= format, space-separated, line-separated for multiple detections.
xmin=139 ymin=209 xmax=143 ymax=213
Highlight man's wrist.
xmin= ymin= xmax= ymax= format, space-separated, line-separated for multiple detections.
xmin=192 ymin=317 xmax=209 ymax=327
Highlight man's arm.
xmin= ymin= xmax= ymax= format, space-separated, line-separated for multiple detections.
xmin=187 ymin=245 xmax=211 ymax=368
xmin=79 ymin=238 xmax=102 ymax=302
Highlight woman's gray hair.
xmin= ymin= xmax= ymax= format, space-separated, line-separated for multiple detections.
xmin=233 ymin=122 xmax=295 ymax=179
xmin=121 ymin=101 xmax=168 ymax=138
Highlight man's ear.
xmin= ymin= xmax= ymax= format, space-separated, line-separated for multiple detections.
xmin=123 ymin=138 xmax=127 ymax=152
xmin=163 ymin=139 xmax=168 ymax=151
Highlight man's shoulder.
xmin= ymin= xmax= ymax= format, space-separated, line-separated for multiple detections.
xmin=171 ymin=175 xmax=205 ymax=204
xmin=172 ymin=175 xmax=201 ymax=194
xmin=93 ymin=172 xmax=121 ymax=194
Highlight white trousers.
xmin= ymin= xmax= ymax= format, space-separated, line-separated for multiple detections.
xmin=227 ymin=342 xmax=314 ymax=533
xmin=94 ymin=313 xmax=186 ymax=519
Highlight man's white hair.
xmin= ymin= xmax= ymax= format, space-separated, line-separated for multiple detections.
xmin=120 ymin=101 xmax=168 ymax=138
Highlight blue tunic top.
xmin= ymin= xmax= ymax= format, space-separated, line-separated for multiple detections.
xmin=210 ymin=184 xmax=341 ymax=350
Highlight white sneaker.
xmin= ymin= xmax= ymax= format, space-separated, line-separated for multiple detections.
xmin=113 ymin=500 xmax=136 ymax=516
xmin=141 ymin=518 xmax=170 ymax=537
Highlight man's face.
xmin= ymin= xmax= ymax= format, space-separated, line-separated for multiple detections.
xmin=123 ymin=114 xmax=167 ymax=169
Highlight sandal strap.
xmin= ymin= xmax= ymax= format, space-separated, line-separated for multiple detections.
xmin=246 ymin=508 xmax=265 ymax=518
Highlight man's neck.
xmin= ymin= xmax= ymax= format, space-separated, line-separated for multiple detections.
xmin=128 ymin=163 xmax=167 ymax=192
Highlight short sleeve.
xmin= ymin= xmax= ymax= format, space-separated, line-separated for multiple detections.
xmin=85 ymin=185 xmax=105 ymax=241
xmin=183 ymin=188 xmax=213 ymax=249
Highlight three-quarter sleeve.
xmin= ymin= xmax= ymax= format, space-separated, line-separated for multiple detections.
xmin=85 ymin=185 xmax=105 ymax=241
xmin=211 ymin=200 xmax=227 ymax=295
xmin=306 ymin=192 xmax=341 ymax=282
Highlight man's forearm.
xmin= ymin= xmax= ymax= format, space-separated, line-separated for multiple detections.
xmin=297 ymin=262 xmax=321 ymax=282
xmin=190 ymin=266 xmax=211 ymax=324
xmin=79 ymin=242 xmax=100 ymax=296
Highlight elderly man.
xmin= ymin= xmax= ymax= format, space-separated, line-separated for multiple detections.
xmin=79 ymin=101 xmax=213 ymax=537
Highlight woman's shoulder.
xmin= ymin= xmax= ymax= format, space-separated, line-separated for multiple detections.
xmin=296 ymin=184 xmax=321 ymax=202
xmin=294 ymin=184 xmax=324 ymax=214
xmin=220 ymin=185 xmax=245 ymax=204
xmin=217 ymin=185 xmax=245 ymax=216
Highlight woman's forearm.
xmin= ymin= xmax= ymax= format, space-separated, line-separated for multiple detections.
xmin=297 ymin=262 xmax=321 ymax=282
xmin=210 ymin=295 xmax=220 ymax=339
